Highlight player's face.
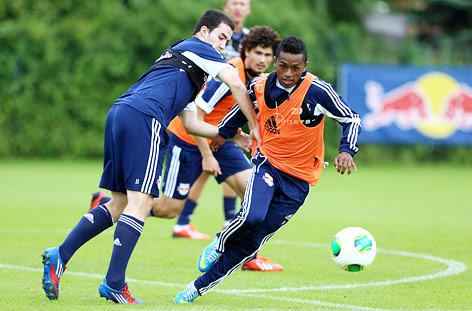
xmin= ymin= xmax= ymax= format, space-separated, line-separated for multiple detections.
xmin=244 ymin=45 xmax=273 ymax=75
xmin=274 ymin=51 xmax=307 ymax=88
xmin=224 ymin=0 xmax=251 ymax=26
xmin=205 ymin=23 xmax=233 ymax=52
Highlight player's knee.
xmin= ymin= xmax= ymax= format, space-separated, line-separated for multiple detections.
xmin=151 ymin=198 xmax=184 ymax=218
xmin=244 ymin=214 xmax=265 ymax=227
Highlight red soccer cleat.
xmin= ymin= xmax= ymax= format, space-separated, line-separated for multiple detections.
xmin=242 ymin=255 xmax=284 ymax=272
xmin=172 ymin=224 xmax=210 ymax=240
xmin=90 ymin=191 xmax=110 ymax=211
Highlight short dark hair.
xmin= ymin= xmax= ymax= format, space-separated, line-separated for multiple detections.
xmin=275 ymin=36 xmax=308 ymax=62
xmin=240 ymin=26 xmax=281 ymax=61
xmin=193 ymin=9 xmax=235 ymax=35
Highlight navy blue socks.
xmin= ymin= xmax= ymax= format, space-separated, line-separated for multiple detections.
xmin=176 ymin=199 xmax=197 ymax=225
xmin=223 ymin=196 xmax=237 ymax=222
xmin=105 ymin=214 xmax=144 ymax=290
xmin=59 ymin=205 xmax=114 ymax=265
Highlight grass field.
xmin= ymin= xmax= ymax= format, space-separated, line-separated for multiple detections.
xmin=0 ymin=159 xmax=471 ymax=311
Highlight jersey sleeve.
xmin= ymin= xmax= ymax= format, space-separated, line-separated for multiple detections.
xmin=217 ymin=76 xmax=260 ymax=139
xmin=182 ymin=50 xmax=232 ymax=82
xmin=183 ymin=101 xmax=197 ymax=112
xmin=217 ymin=104 xmax=249 ymax=139
xmin=308 ymin=79 xmax=361 ymax=155
xmin=195 ymin=75 xmax=232 ymax=114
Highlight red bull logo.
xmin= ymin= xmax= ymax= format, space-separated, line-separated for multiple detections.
xmin=363 ymin=72 xmax=472 ymax=139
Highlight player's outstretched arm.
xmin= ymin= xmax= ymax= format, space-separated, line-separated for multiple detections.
xmin=193 ymin=107 xmax=221 ymax=177
xmin=179 ymin=110 xmax=218 ymax=138
xmin=334 ymin=152 xmax=357 ymax=175
xmin=216 ymin=67 xmax=261 ymax=146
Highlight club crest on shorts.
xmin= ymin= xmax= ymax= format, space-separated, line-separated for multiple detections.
xmin=262 ymin=173 xmax=274 ymax=187
xmin=177 ymin=183 xmax=190 ymax=196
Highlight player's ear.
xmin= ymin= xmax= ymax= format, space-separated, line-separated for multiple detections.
xmin=199 ymin=25 xmax=209 ymax=39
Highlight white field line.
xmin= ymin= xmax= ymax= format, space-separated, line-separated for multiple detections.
xmin=0 ymin=229 xmax=467 ymax=311
xmin=218 ymin=239 xmax=467 ymax=293
xmin=0 ymin=260 xmax=460 ymax=311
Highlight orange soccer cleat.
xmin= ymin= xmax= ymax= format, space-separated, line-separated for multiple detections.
xmin=242 ymin=255 xmax=284 ymax=272
xmin=172 ymin=224 xmax=210 ymax=240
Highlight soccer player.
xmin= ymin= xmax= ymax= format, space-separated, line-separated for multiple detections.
xmin=220 ymin=0 xmax=252 ymax=60
xmin=41 ymin=9 xmax=260 ymax=304
xmin=159 ymin=26 xmax=284 ymax=271
xmin=177 ymin=0 xmax=253 ymax=239
xmin=173 ymin=36 xmax=361 ymax=304
xmin=90 ymin=26 xmax=284 ymax=271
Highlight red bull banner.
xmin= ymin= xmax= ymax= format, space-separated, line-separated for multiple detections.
xmin=340 ymin=64 xmax=472 ymax=145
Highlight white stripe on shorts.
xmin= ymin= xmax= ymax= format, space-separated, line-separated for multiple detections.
xmin=141 ymin=119 xmax=161 ymax=194
xmin=163 ymin=145 xmax=182 ymax=198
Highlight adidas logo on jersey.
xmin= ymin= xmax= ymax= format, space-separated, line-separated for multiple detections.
xmin=114 ymin=238 xmax=122 ymax=247
xmin=264 ymin=116 xmax=280 ymax=135
xmin=84 ymin=213 xmax=94 ymax=224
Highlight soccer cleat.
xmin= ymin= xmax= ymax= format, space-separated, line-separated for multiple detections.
xmin=197 ymin=237 xmax=222 ymax=272
xmin=98 ymin=278 xmax=144 ymax=304
xmin=89 ymin=191 xmax=110 ymax=211
xmin=41 ymin=247 xmax=66 ymax=300
xmin=172 ymin=224 xmax=210 ymax=240
xmin=242 ymin=255 xmax=284 ymax=272
xmin=174 ymin=282 xmax=199 ymax=304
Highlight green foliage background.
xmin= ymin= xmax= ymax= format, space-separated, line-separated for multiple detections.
xmin=1 ymin=0 xmax=471 ymax=162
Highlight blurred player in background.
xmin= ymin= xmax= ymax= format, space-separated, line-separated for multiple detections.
xmin=41 ymin=9 xmax=259 ymax=305
xmin=174 ymin=35 xmax=362 ymax=304
xmin=220 ymin=0 xmax=251 ymax=60
xmin=176 ymin=0 xmax=252 ymax=240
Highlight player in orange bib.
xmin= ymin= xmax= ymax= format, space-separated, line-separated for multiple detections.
xmin=174 ymin=36 xmax=361 ymax=303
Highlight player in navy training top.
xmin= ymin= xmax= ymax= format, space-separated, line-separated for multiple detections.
xmin=41 ymin=9 xmax=260 ymax=304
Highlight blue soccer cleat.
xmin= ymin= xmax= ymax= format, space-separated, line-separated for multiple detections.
xmin=197 ymin=237 xmax=222 ymax=272
xmin=41 ymin=247 xmax=66 ymax=300
xmin=98 ymin=278 xmax=144 ymax=304
xmin=174 ymin=282 xmax=199 ymax=304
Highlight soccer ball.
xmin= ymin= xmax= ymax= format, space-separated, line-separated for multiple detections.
xmin=331 ymin=227 xmax=377 ymax=272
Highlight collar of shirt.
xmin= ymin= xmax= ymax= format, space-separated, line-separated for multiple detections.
xmin=268 ymin=71 xmax=307 ymax=102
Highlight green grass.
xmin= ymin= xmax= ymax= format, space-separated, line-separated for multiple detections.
xmin=0 ymin=160 xmax=471 ymax=310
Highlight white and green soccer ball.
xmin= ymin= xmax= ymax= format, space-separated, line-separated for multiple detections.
xmin=331 ymin=227 xmax=377 ymax=272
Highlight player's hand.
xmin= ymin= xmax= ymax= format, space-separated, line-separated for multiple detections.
xmin=210 ymin=134 xmax=227 ymax=152
xmin=334 ymin=152 xmax=357 ymax=175
xmin=230 ymin=128 xmax=251 ymax=152
xmin=201 ymin=154 xmax=221 ymax=177
xmin=249 ymin=126 xmax=261 ymax=148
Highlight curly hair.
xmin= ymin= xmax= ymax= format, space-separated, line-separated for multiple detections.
xmin=240 ymin=26 xmax=281 ymax=61
xmin=275 ymin=36 xmax=308 ymax=62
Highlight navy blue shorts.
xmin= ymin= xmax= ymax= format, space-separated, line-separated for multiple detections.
xmin=162 ymin=132 xmax=251 ymax=199
xmin=195 ymin=151 xmax=311 ymax=293
xmin=99 ymin=104 xmax=168 ymax=197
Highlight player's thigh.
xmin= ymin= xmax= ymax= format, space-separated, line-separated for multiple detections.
xmin=214 ymin=140 xmax=251 ymax=188
xmin=222 ymin=182 xmax=237 ymax=197
xmin=162 ymin=195 xmax=187 ymax=214
xmin=188 ymin=173 xmax=211 ymax=201
xmin=223 ymin=168 xmax=251 ymax=199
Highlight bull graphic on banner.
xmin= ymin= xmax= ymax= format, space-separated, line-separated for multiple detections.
xmin=340 ymin=64 xmax=472 ymax=145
